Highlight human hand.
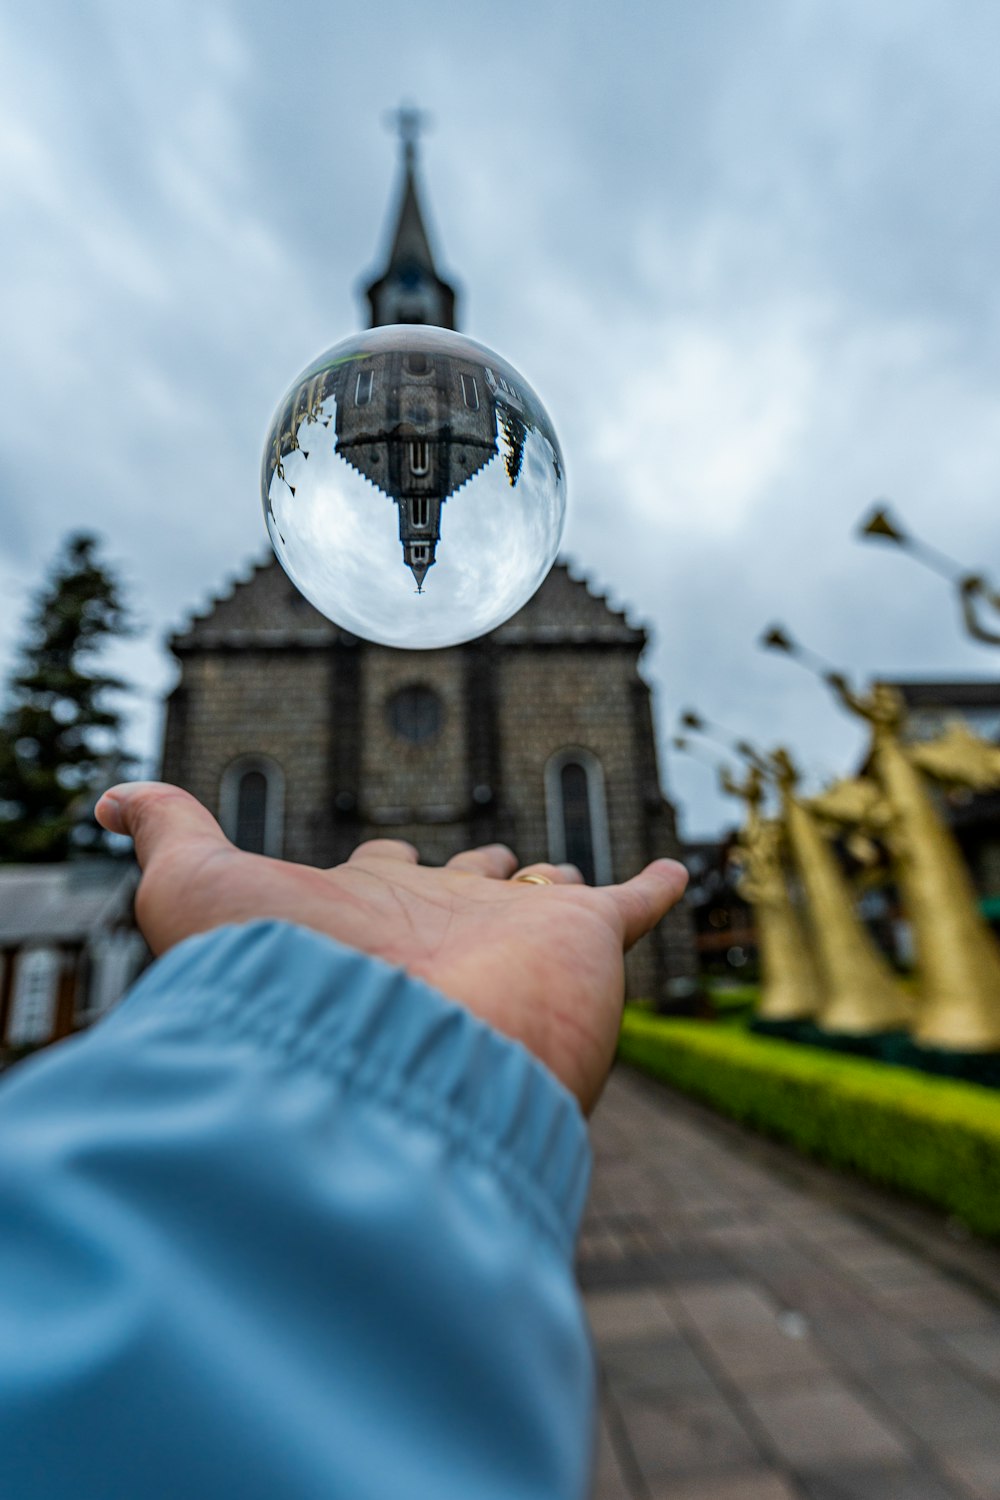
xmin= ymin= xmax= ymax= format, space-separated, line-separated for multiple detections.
xmin=97 ymin=783 xmax=687 ymax=1113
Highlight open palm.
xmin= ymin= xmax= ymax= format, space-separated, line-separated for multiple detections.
xmin=97 ymin=782 xmax=688 ymax=1112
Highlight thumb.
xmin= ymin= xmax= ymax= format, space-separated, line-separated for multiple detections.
xmin=96 ymin=782 xmax=229 ymax=870
xmin=607 ymin=859 xmax=689 ymax=950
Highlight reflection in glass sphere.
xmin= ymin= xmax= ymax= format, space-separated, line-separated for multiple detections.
xmin=261 ymin=325 xmax=566 ymax=649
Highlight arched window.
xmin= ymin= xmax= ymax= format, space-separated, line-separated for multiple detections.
xmin=235 ymin=771 xmax=268 ymax=852
xmin=545 ymin=748 xmax=612 ymax=886
xmin=219 ymin=756 xmax=285 ymax=856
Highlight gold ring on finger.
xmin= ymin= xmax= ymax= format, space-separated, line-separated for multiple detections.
xmin=512 ymin=873 xmax=554 ymax=886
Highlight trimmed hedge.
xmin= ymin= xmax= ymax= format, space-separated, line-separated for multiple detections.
xmin=707 ymin=983 xmax=759 ymax=1018
xmin=618 ymin=1011 xmax=1000 ymax=1239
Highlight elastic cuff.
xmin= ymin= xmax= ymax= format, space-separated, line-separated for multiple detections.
xmin=102 ymin=921 xmax=591 ymax=1253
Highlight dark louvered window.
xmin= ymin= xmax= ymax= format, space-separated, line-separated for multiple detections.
xmin=560 ymin=761 xmax=596 ymax=885
xmin=235 ymin=771 xmax=268 ymax=854
xmin=409 ymin=440 xmax=429 ymax=476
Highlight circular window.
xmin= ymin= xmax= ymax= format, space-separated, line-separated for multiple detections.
xmin=387 ymin=684 xmax=443 ymax=744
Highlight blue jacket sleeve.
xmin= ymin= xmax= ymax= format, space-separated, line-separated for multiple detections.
xmin=0 ymin=921 xmax=594 ymax=1500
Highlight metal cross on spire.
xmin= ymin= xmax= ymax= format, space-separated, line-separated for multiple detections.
xmin=385 ymin=103 xmax=432 ymax=167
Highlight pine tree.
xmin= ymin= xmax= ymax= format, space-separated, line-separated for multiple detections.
xmin=0 ymin=533 xmax=134 ymax=862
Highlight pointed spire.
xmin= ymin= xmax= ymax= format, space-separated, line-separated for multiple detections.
xmin=384 ymin=105 xmax=436 ymax=272
xmin=408 ymin=561 xmax=430 ymax=592
xmin=388 ymin=165 xmax=436 ymax=272
xmin=365 ymin=105 xmax=458 ymax=329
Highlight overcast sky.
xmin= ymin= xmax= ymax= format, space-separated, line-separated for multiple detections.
xmin=3 ymin=0 xmax=1000 ymax=839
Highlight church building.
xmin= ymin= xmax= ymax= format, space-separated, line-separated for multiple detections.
xmin=160 ymin=124 xmax=695 ymax=1004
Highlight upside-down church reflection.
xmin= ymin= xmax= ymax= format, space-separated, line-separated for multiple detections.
xmin=262 ymin=116 xmax=551 ymax=590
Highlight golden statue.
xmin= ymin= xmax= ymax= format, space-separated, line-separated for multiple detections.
xmin=720 ymin=764 xmax=821 ymax=1022
xmin=806 ymin=773 xmax=888 ymax=878
xmin=770 ymin=749 xmax=910 ymax=1035
xmin=825 ymin=673 xmax=1000 ymax=1050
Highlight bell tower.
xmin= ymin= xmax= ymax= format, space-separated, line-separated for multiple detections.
xmin=365 ymin=107 xmax=458 ymax=331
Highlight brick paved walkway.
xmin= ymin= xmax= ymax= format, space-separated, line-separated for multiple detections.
xmin=581 ymin=1067 xmax=1000 ymax=1500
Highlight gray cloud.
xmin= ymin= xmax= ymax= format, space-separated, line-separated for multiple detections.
xmin=3 ymin=0 xmax=1000 ymax=838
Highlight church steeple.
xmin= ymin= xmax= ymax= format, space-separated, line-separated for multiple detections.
xmin=365 ymin=106 xmax=458 ymax=330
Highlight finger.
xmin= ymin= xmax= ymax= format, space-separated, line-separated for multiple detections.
xmin=95 ymin=782 xmax=228 ymax=871
xmin=605 ymin=859 xmax=689 ymax=948
xmin=347 ymin=838 xmax=419 ymax=866
xmin=511 ymin=861 xmax=586 ymax=887
xmin=446 ymin=844 xmax=518 ymax=879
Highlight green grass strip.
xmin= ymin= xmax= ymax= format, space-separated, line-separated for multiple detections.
xmin=618 ymin=1011 xmax=1000 ymax=1238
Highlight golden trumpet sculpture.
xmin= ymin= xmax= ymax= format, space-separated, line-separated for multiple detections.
xmin=719 ymin=763 xmax=821 ymax=1022
xmin=770 ymin=749 xmax=910 ymax=1035
xmin=825 ymin=674 xmax=1000 ymax=1050
xmin=860 ymin=504 xmax=1000 ymax=646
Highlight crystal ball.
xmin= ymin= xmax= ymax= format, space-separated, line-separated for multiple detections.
xmin=261 ymin=325 xmax=567 ymax=649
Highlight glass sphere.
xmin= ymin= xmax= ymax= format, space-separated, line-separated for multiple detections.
xmin=261 ymin=325 xmax=566 ymax=649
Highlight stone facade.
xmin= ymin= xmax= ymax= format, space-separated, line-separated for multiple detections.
xmin=161 ymin=557 xmax=696 ymax=1002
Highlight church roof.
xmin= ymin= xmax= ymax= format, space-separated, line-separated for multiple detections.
xmin=492 ymin=562 xmax=646 ymax=646
xmin=169 ymin=558 xmax=646 ymax=653
xmin=0 ymin=860 xmax=137 ymax=945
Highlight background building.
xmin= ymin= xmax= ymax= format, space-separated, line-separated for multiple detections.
xmin=161 ymin=134 xmax=697 ymax=1004
xmin=682 ymin=836 xmax=756 ymax=980
xmin=0 ymin=862 xmax=145 ymax=1061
